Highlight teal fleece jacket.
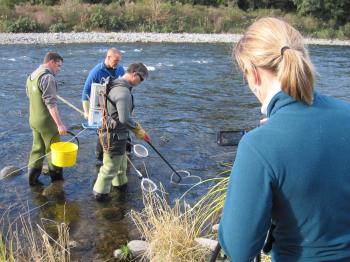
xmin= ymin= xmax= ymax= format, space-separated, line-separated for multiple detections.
xmin=219 ymin=91 xmax=350 ymax=262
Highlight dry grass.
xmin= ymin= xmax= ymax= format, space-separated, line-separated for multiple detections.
xmin=129 ymin=188 xmax=212 ymax=262
xmin=0 ymin=204 xmax=71 ymax=262
xmin=130 ymin=165 xmax=272 ymax=262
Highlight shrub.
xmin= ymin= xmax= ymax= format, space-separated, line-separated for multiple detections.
xmin=344 ymin=22 xmax=350 ymax=38
xmin=5 ymin=16 xmax=41 ymax=32
xmin=49 ymin=20 xmax=70 ymax=32
xmin=88 ymin=6 xmax=110 ymax=30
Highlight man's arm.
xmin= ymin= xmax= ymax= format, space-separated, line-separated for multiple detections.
xmin=82 ymin=75 xmax=93 ymax=119
xmin=40 ymin=75 xmax=67 ymax=135
xmin=48 ymin=106 xmax=67 ymax=135
xmin=114 ymin=89 xmax=136 ymax=128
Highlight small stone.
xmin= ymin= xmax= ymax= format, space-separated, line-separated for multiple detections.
xmin=195 ymin=237 xmax=218 ymax=251
xmin=127 ymin=240 xmax=149 ymax=257
xmin=0 ymin=166 xmax=22 ymax=179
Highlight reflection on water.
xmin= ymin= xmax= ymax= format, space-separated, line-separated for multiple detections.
xmin=0 ymin=43 xmax=350 ymax=259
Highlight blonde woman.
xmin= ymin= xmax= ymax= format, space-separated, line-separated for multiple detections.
xmin=218 ymin=17 xmax=350 ymax=261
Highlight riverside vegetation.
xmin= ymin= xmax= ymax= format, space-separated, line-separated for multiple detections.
xmin=0 ymin=0 xmax=350 ymax=39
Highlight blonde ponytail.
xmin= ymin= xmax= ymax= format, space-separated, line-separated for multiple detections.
xmin=278 ymin=48 xmax=314 ymax=105
xmin=234 ymin=17 xmax=315 ymax=105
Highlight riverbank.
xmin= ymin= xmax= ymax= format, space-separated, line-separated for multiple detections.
xmin=1 ymin=32 xmax=350 ymax=46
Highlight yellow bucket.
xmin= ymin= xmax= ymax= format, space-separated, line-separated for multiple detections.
xmin=50 ymin=131 xmax=79 ymax=167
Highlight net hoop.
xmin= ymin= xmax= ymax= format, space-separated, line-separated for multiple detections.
xmin=133 ymin=144 xmax=149 ymax=158
xmin=140 ymin=178 xmax=158 ymax=193
xmin=170 ymin=170 xmax=202 ymax=186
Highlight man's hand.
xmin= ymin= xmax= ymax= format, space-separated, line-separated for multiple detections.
xmin=58 ymin=124 xmax=67 ymax=135
xmin=82 ymin=100 xmax=89 ymax=120
xmin=133 ymin=122 xmax=151 ymax=141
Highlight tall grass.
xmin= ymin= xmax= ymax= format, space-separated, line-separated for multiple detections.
xmin=130 ymin=164 xmax=271 ymax=262
xmin=129 ymin=188 xmax=212 ymax=261
xmin=0 ymin=204 xmax=71 ymax=261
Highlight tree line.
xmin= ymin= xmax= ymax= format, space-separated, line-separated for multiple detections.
xmin=6 ymin=0 xmax=347 ymax=26
xmin=0 ymin=0 xmax=349 ymax=38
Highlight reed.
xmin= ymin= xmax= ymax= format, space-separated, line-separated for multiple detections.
xmin=129 ymin=187 xmax=211 ymax=261
xmin=130 ymin=163 xmax=271 ymax=262
xmin=0 ymin=204 xmax=71 ymax=262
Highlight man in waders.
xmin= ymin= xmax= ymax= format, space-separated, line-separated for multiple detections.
xmin=26 ymin=52 xmax=67 ymax=186
xmin=93 ymin=63 xmax=150 ymax=201
xmin=81 ymin=48 xmax=126 ymax=162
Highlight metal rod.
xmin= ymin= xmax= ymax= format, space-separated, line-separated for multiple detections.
xmin=147 ymin=141 xmax=182 ymax=182
xmin=57 ymin=95 xmax=84 ymax=116
xmin=126 ymin=156 xmax=143 ymax=179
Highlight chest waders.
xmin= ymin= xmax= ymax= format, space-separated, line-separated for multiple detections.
xmin=26 ymin=70 xmax=62 ymax=186
xmin=93 ymin=79 xmax=133 ymax=197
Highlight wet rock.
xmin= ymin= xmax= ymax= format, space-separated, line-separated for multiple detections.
xmin=113 ymin=249 xmax=123 ymax=259
xmin=0 ymin=165 xmax=22 ymax=179
xmin=127 ymin=240 xmax=149 ymax=257
xmin=42 ymin=181 xmax=64 ymax=198
xmin=195 ymin=237 xmax=218 ymax=251
xmin=94 ymin=207 xmax=124 ymax=220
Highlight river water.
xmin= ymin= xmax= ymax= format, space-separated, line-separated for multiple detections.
xmin=0 ymin=43 xmax=350 ymax=260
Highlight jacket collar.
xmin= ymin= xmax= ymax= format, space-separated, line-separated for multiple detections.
xmin=266 ymin=91 xmax=299 ymax=117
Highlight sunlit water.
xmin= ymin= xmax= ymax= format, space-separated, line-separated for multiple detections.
xmin=0 ymin=43 xmax=350 ymax=260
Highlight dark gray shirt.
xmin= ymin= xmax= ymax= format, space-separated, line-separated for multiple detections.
xmin=107 ymin=79 xmax=137 ymax=137
xmin=30 ymin=65 xmax=57 ymax=108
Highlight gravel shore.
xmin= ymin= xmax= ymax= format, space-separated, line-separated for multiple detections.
xmin=1 ymin=32 xmax=350 ymax=46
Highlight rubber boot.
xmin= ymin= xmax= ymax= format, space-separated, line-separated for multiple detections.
xmin=49 ymin=168 xmax=63 ymax=183
xmin=28 ymin=168 xmax=43 ymax=186
xmin=93 ymin=190 xmax=109 ymax=202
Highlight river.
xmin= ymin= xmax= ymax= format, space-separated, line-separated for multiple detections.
xmin=0 ymin=43 xmax=350 ymax=260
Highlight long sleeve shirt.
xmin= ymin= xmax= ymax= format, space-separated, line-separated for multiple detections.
xmin=81 ymin=62 xmax=125 ymax=101
xmin=219 ymin=91 xmax=350 ymax=262
xmin=30 ymin=65 xmax=58 ymax=109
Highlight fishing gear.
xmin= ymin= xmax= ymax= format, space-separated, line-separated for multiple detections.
xmin=216 ymin=130 xmax=247 ymax=146
xmin=146 ymin=141 xmax=182 ymax=183
xmin=130 ymin=143 xmax=149 ymax=158
xmin=57 ymin=95 xmax=84 ymax=115
xmin=170 ymin=170 xmax=202 ymax=186
xmin=126 ymin=156 xmax=157 ymax=193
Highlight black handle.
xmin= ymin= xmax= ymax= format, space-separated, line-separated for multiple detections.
xmin=50 ymin=130 xmax=79 ymax=147
xmin=209 ymin=243 xmax=221 ymax=262
xmin=147 ymin=141 xmax=182 ymax=183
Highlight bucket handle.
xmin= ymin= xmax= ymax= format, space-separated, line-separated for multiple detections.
xmin=50 ymin=131 xmax=79 ymax=147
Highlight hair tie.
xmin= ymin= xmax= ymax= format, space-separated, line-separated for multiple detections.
xmin=281 ymin=46 xmax=290 ymax=56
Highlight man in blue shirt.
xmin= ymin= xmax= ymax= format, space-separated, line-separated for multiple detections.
xmin=81 ymin=48 xmax=125 ymax=161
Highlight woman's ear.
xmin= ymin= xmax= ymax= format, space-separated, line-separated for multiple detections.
xmin=253 ymin=69 xmax=261 ymax=86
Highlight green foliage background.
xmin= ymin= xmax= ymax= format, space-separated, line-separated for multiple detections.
xmin=0 ymin=0 xmax=349 ymax=39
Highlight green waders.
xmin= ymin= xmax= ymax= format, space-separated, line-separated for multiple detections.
xmin=93 ymin=153 xmax=128 ymax=194
xmin=26 ymin=69 xmax=61 ymax=183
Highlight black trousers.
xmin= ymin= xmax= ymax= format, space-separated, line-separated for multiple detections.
xmin=95 ymin=135 xmax=131 ymax=160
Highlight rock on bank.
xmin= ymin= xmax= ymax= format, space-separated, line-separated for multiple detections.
xmin=0 ymin=32 xmax=350 ymax=46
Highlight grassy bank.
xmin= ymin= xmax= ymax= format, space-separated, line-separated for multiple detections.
xmin=0 ymin=0 xmax=350 ymax=39
xmin=0 ymin=204 xmax=70 ymax=261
